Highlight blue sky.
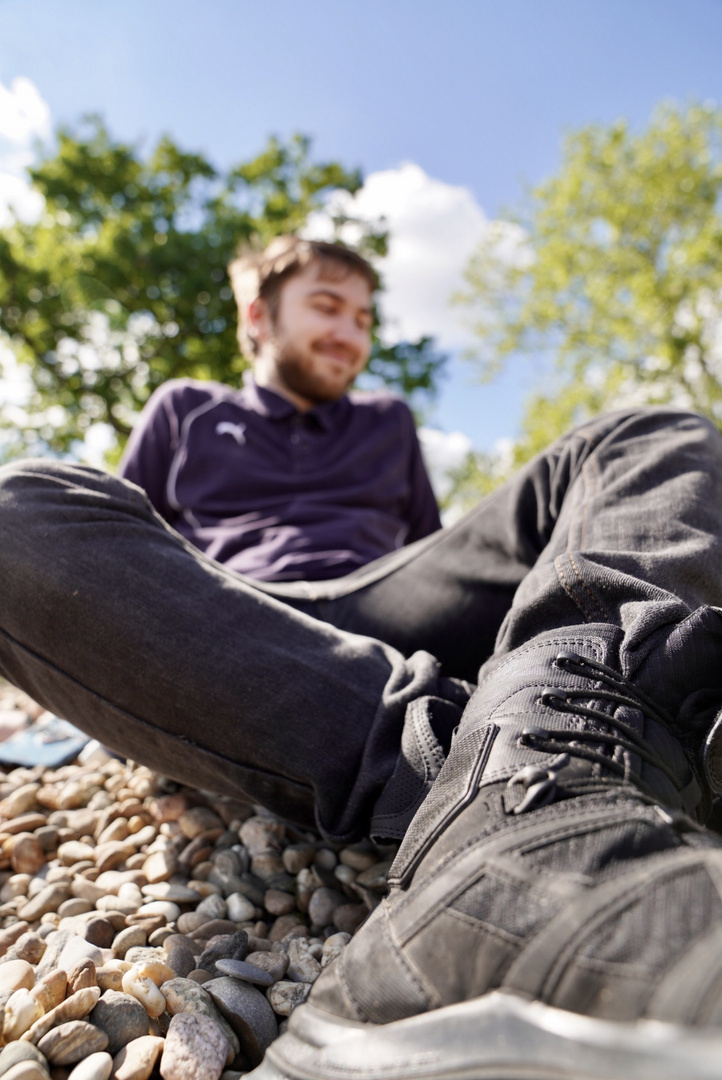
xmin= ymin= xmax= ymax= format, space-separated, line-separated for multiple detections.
xmin=1 ymin=0 xmax=721 ymax=454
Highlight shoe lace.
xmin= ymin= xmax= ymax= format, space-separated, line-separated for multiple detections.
xmin=508 ymin=650 xmax=685 ymax=815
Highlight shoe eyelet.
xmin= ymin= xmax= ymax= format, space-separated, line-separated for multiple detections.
xmin=540 ymin=688 xmax=568 ymax=707
xmin=554 ymin=650 xmax=583 ymax=668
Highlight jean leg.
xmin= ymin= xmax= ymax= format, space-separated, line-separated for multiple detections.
xmin=261 ymin=408 xmax=722 ymax=683
xmin=488 ymin=408 xmax=722 ymax=663
xmin=0 ymin=460 xmax=449 ymax=840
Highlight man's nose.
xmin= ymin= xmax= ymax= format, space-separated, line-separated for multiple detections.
xmin=335 ymin=314 xmax=369 ymax=352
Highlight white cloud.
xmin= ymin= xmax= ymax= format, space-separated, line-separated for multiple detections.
xmin=0 ymin=166 xmax=45 ymax=226
xmin=0 ymin=77 xmax=49 ymax=227
xmin=307 ymin=162 xmax=524 ymax=352
xmin=0 ymin=77 xmax=51 ymax=146
xmin=418 ymin=425 xmax=472 ymax=502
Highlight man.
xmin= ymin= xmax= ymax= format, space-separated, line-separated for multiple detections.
xmin=119 ymin=236 xmax=442 ymax=582
xmin=2 ymin=252 xmax=722 ymax=1078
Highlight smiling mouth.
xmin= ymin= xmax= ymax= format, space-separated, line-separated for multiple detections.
xmin=316 ymin=347 xmax=359 ymax=368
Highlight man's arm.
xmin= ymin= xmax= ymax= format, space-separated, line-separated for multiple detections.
xmin=119 ymin=381 xmax=184 ymax=521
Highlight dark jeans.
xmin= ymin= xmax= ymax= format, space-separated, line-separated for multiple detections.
xmin=1 ymin=408 xmax=721 ymax=839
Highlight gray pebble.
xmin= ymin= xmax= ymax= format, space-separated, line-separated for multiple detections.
xmin=266 ymin=980 xmax=311 ymax=1017
xmin=204 ymin=976 xmax=278 ymax=1067
xmin=307 ymin=887 xmax=345 ymax=928
xmin=244 ymin=951 xmax=289 ymax=982
xmin=159 ymin=1012 xmax=227 ymax=1080
xmin=90 ymin=990 xmax=150 ymax=1055
xmin=0 ymin=1042 xmax=47 ymax=1077
xmin=281 ymin=843 xmax=315 ymax=875
xmin=166 ymin=942 xmax=196 ymax=979
xmin=214 ymin=958 xmax=274 ymax=987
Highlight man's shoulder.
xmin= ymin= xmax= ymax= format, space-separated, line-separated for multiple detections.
xmin=147 ymin=378 xmax=247 ymax=419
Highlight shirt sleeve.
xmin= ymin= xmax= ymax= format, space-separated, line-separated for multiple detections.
xmin=119 ymin=381 xmax=184 ymax=521
xmin=400 ymin=405 xmax=443 ymax=542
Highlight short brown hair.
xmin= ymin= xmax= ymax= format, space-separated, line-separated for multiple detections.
xmin=228 ymin=235 xmax=378 ymax=357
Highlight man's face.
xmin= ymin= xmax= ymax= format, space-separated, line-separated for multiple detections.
xmin=251 ymin=261 xmax=373 ymax=410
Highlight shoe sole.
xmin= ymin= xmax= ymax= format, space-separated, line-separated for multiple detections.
xmin=248 ymin=991 xmax=722 ymax=1079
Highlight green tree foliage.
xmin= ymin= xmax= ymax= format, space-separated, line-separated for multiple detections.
xmin=456 ymin=101 xmax=722 ymax=470
xmin=0 ymin=118 xmax=446 ymax=461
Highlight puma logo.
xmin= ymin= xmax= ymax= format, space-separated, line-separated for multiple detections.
xmin=216 ymin=421 xmax=246 ymax=445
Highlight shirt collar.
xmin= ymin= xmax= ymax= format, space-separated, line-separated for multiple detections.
xmin=241 ymin=374 xmax=350 ymax=432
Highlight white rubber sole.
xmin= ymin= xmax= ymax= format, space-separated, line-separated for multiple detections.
xmin=247 ymin=991 xmax=722 ymax=1080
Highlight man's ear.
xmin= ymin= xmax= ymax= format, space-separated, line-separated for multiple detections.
xmin=247 ymin=297 xmax=272 ymax=346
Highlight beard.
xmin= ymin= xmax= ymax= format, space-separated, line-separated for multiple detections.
xmin=272 ymin=341 xmax=359 ymax=406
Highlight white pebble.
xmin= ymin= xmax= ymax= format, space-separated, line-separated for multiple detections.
xmin=137 ymin=900 xmax=181 ymax=922
xmin=122 ymin=968 xmax=167 ymax=1018
xmin=2 ymin=987 xmax=43 ymax=1039
xmin=67 ymin=1052 xmax=114 ymax=1080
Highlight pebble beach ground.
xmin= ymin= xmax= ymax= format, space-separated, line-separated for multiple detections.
xmin=0 ymin=684 xmax=396 ymax=1080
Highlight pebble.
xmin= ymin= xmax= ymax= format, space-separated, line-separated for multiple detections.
xmin=89 ymin=991 xmax=150 ymax=1055
xmin=112 ymin=1035 xmax=164 ymax=1080
xmin=140 ymin=880 xmax=198 ymax=902
xmin=314 ymin=847 xmax=338 ymax=871
xmin=204 ymin=976 xmax=278 ymax=1066
xmin=267 ymin=914 xmax=306 ymax=942
xmin=22 ymin=985 xmax=101 ymax=1044
xmin=0 ymin=961 xmax=34 ymax=996
xmin=178 ymin=807 xmax=224 ymax=840
xmin=188 ymin=918 xmax=237 ymax=941
xmin=339 ymin=843 xmax=379 ymax=871
xmin=67 ymin=958 xmax=98 ymax=994
xmin=141 ymin=851 xmax=177 ymax=884
xmin=112 ymin=927 xmax=146 ymax=959
xmin=214 ymin=958 xmax=274 ymax=987
xmin=281 ymin=843 xmax=315 ymax=874
xmin=196 ymin=931 xmax=248 ymax=978
xmin=37 ymin=1020 xmax=109 ymax=1065
xmin=18 ymin=884 xmax=70 ymax=922
xmin=333 ymin=902 xmax=368 ymax=934
xmin=321 ymin=932 xmax=351 ymax=968
xmin=160 ymin=1013 xmax=227 ymax=1080
xmin=3 ymin=989 xmax=43 ymax=1040
xmin=244 ymin=951 xmax=289 ymax=982
xmin=138 ymin=902 xmax=182 ymax=925
xmin=29 ymin=970 xmax=67 ymax=1013
xmin=239 ymin=817 xmax=284 ymax=856
xmin=165 ymin=943 xmax=195 ymax=979
xmin=56 ymin=936 xmax=103 ymax=973
xmin=266 ymin=980 xmax=312 ymax=1016
xmin=0 ymin=690 xmax=395 ymax=1078
xmin=195 ymin=894 xmax=226 ymax=922
xmin=307 ymin=886 xmax=345 ymax=928
xmin=160 ymin=980 xmax=238 ymax=1065
xmin=84 ymin=918 xmax=115 ymax=950
xmin=263 ymin=889 xmax=296 ymax=916
xmin=225 ymin=892 xmax=255 ymax=923
xmin=121 ymin=969 xmax=166 ymax=1018
xmin=10 ymin=836 xmax=46 ymax=876
xmin=1 ymin=1063 xmax=50 ymax=1080
xmin=0 ymin=1043 xmax=47 ymax=1076
xmin=0 ymin=924 xmax=30 ymax=958
xmin=57 ymin=898 xmax=94 ymax=919
xmin=66 ymin=1051 xmax=114 ymax=1080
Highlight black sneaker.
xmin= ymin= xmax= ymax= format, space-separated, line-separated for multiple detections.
xmin=250 ymin=618 xmax=722 ymax=1080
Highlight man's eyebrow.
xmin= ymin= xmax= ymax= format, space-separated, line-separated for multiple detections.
xmin=307 ymin=287 xmax=373 ymax=315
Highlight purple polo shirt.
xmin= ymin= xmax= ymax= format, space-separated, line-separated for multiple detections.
xmin=119 ymin=376 xmax=441 ymax=581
